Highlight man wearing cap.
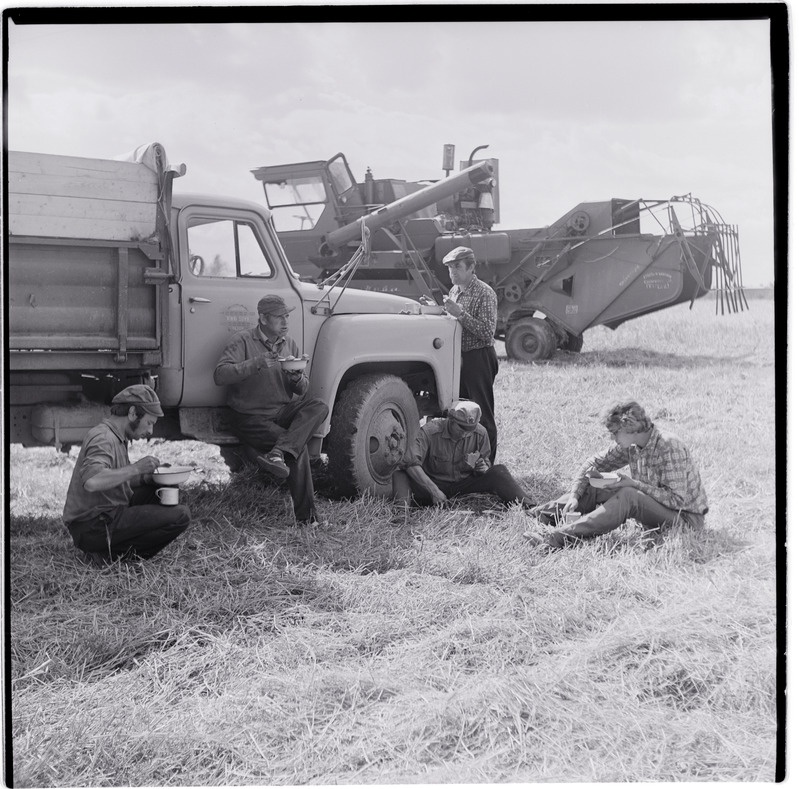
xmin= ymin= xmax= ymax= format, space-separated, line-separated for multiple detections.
xmin=62 ymin=385 xmax=192 ymax=565
xmin=214 ymin=294 xmax=328 ymax=526
xmin=441 ymin=246 xmax=499 ymax=463
xmin=392 ymin=400 xmax=535 ymax=508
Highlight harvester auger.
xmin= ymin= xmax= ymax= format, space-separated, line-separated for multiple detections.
xmin=252 ymin=147 xmax=746 ymax=362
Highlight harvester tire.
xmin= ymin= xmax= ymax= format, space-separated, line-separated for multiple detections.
xmin=327 ymin=374 xmax=419 ymax=497
xmin=505 ymin=318 xmax=557 ymax=362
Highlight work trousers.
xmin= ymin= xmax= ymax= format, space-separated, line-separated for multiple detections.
xmin=66 ymin=486 xmax=191 ymax=561
xmin=543 ymin=485 xmax=705 ymax=547
xmin=229 ymin=397 xmax=329 ymax=523
xmin=393 ymin=464 xmax=533 ymax=507
xmin=460 ymin=345 xmax=499 ymax=463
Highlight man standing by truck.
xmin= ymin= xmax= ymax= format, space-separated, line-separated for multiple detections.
xmin=62 ymin=385 xmax=192 ymax=565
xmin=214 ymin=294 xmax=329 ymax=526
xmin=442 ymin=246 xmax=499 ymax=462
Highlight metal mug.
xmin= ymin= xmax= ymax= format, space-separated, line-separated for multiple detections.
xmin=156 ymin=487 xmax=179 ymax=506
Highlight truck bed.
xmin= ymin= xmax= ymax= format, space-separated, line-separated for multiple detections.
xmin=8 ymin=150 xmax=161 ymax=241
xmin=8 ymin=150 xmax=167 ymax=365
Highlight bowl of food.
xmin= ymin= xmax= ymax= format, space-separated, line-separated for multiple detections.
xmin=151 ymin=466 xmax=194 ymax=486
xmin=587 ymin=471 xmax=621 ymax=488
xmin=279 ymin=354 xmax=309 ymax=372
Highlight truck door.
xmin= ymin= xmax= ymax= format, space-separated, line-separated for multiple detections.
xmin=176 ymin=205 xmax=303 ymax=406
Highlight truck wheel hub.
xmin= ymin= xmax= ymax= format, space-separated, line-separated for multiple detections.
xmin=367 ymin=407 xmax=406 ymax=478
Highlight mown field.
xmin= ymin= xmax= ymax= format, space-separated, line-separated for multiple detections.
xmin=7 ymin=297 xmax=778 ymax=785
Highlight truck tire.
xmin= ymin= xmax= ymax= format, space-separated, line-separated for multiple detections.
xmin=505 ymin=317 xmax=557 ymax=362
xmin=327 ymin=374 xmax=419 ymax=497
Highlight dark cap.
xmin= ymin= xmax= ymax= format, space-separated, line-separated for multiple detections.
xmin=442 ymin=246 xmax=476 ymax=266
xmin=111 ymin=384 xmax=164 ymax=417
xmin=257 ymin=294 xmax=295 ymax=317
xmin=448 ymin=399 xmax=481 ymax=430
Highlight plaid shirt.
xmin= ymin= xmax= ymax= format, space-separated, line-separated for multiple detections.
xmin=570 ymin=426 xmax=709 ymax=515
xmin=449 ymin=275 xmax=497 ymax=352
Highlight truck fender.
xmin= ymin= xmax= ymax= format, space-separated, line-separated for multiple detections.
xmin=307 ymin=313 xmax=461 ymax=434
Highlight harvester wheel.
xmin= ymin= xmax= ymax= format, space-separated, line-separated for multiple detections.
xmin=505 ymin=318 xmax=557 ymax=362
xmin=327 ymin=374 xmax=419 ymax=497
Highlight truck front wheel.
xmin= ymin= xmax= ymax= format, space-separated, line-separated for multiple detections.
xmin=327 ymin=374 xmax=419 ymax=497
xmin=505 ymin=317 xmax=557 ymax=362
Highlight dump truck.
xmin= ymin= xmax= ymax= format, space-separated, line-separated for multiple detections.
xmin=252 ymin=145 xmax=747 ymax=362
xmin=8 ymin=143 xmax=464 ymax=496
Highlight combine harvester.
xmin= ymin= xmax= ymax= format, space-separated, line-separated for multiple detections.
xmin=252 ymin=145 xmax=747 ymax=361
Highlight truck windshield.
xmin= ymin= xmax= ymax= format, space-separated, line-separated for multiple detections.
xmin=263 ymin=175 xmax=326 ymax=233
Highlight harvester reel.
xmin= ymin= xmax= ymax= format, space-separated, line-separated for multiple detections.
xmin=504 ymin=317 xmax=557 ymax=363
xmin=567 ymin=211 xmax=590 ymax=234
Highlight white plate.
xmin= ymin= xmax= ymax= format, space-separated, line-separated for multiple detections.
xmin=587 ymin=472 xmax=620 ymax=489
xmin=151 ymin=466 xmax=194 ymax=485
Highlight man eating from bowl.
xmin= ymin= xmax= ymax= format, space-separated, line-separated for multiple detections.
xmin=62 ymin=385 xmax=192 ymax=566
xmin=214 ymin=294 xmax=328 ymax=526
xmin=525 ymin=400 xmax=708 ymax=549
xmin=392 ymin=400 xmax=536 ymax=509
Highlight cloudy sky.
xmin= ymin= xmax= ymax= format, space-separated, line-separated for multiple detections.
xmin=7 ymin=11 xmax=777 ymax=285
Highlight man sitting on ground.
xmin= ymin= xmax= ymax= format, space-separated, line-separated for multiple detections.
xmin=525 ymin=400 xmax=708 ymax=549
xmin=392 ymin=400 xmax=535 ymax=509
xmin=62 ymin=385 xmax=192 ymax=565
xmin=214 ymin=294 xmax=328 ymax=526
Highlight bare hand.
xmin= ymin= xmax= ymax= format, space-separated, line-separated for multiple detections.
xmin=134 ymin=455 xmax=160 ymax=475
xmin=605 ymin=473 xmax=633 ymax=490
xmin=474 ymin=458 xmax=490 ymax=475
xmin=443 ymin=297 xmax=463 ymax=318
xmin=262 ymin=351 xmax=280 ymax=368
xmin=430 ymin=486 xmax=448 ymax=505
xmin=563 ymin=495 xmax=580 ymax=513
xmin=285 ymin=369 xmax=304 ymax=381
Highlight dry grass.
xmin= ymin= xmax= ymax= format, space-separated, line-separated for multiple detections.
xmin=7 ymin=298 xmax=778 ymax=785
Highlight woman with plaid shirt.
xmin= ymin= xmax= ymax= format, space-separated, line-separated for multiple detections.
xmin=526 ymin=401 xmax=709 ymax=549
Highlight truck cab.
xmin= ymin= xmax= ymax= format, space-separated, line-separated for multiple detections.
xmin=165 ymin=192 xmax=462 ymax=493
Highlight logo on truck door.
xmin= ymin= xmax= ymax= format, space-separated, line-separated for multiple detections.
xmin=223 ymin=304 xmax=256 ymax=332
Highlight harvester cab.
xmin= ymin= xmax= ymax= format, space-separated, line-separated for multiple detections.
xmin=251 ymin=148 xmax=498 ymax=302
